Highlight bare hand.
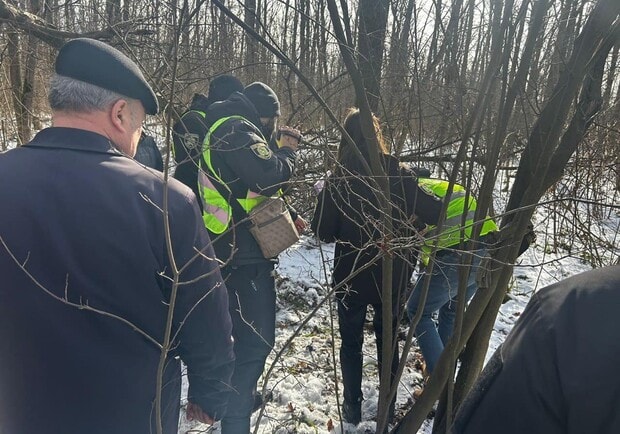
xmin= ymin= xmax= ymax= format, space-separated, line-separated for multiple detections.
xmin=186 ymin=402 xmax=215 ymax=425
xmin=294 ymin=216 xmax=308 ymax=234
xmin=277 ymin=126 xmax=302 ymax=151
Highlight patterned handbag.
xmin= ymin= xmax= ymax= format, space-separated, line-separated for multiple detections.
xmin=248 ymin=197 xmax=300 ymax=258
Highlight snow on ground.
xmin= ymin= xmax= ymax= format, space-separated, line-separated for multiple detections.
xmin=5 ymin=115 xmax=616 ymax=434
xmin=178 ymin=220 xmax=610 ymax=434
xmin=178 ymin=173 xmax=618 ymax=434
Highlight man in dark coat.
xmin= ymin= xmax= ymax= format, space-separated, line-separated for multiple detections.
xmin=451 ymin=265 xmax=620 ymax=434
xmin=0 ymin=38 xmax=234 ymax=434
xmin=197 ymin=82 xmax=302 ymax=434
xmin=173 ymin=75 xmax=244 ymax=207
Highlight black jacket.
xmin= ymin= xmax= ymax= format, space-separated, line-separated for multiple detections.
xmin=172 ymin=93 xmax=211 ymax=204
xmin=0 ymin=128 xmax=235 ymax=434
xmin=134 ymin=133 xmax=163 ymax=171
xmin=311 ymin=156 xmax=442 ymax=304
xmin=452 ymin=265 xmax=620 ymax=434
xmin=200 ymin=92 xmax=296 ymax=265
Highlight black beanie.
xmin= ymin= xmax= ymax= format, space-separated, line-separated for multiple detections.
xmin=208 ymin=75 xmax=244 ymax=102
xmin=411 ymin=166 xmax=432 ymax=178
xmin=55 ymin=38 xmax=159 ymax=115
xmin=243 ymin=82 xmax=281 ymax=118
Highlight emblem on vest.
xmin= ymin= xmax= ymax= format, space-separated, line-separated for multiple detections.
xmin=419 ymin=183 xmax=437 ymax=198
xmin=250 ymin=142 xmax=273 ymax=160
xmin=183 ymin=133 xmax=199 ymax=150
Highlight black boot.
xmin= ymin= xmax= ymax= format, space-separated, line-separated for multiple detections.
xmin=343 ymin=397 xmax=362 ymax=425
xmin=252 ymin=390 xmax=273 ymax=413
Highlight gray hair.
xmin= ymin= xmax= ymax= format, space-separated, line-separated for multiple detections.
xmin=48 ymin=73 xmax=125 ymax=112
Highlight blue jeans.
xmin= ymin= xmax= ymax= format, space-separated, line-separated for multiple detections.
xmin=406 ymin=248 xmax=486 ymax=373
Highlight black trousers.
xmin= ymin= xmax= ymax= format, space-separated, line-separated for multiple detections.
xmin=221 ymin=262 xmax=276 ymax=434
xmin=337 ymin=297 xmax=399 ymax=415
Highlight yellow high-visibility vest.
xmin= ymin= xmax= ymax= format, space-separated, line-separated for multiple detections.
xmin=198 ymin=115 xmax=269 ymax=234
xmin=419 ymin=178 xmax=498 ymax=263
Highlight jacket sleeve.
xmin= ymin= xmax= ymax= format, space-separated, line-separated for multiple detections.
xmin=172 ymin=112 xmax=209 ymax=166
xmin=219 ymin=123 xmax=296 ymax=197
xmin=310 ymin=181 xmax=340 ymax=243
xmin=400 ymin=168 xmax=443 ymax=226
xmin=167 ymin=191 xmax=234 ymax=420
xmin=451 ymin=292 xmax=563 ymax=434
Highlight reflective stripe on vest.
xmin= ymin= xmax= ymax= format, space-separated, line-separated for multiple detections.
xmin=419 ymin=178 xmax=498 ymax=262
xmin=198 ymin=115 xmax=269 ymax=234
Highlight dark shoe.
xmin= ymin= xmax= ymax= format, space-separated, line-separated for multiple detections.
xmin=343 ymin=398 xmax=362 ymax=425
xmin=388 ymin=399 xmax=396 ymax=425
xmin=252 ymin=390 xmax=273 ymax=413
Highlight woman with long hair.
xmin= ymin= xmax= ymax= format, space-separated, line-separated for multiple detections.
xmin=311 ymin=108 xmax=441 ymax=425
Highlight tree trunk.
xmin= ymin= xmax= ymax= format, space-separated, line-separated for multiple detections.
xmin=441 ymin=3 xmax=620 ymax=433
xmin=7 ymin=29 xmax=27 ymax=145
xmin=244 ymin=0 xmax=258 ymax=76
xmin=356 ymin=0 xmax=389 ymax=112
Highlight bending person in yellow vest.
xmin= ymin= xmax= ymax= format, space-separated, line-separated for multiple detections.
xmin=197 ymin=82 xmax=302 ymax=434
xmin=406 ymin=176 xmax=498 ymax=375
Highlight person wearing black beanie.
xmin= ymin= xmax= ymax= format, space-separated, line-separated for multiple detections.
xmin=242 ymin=82 xmax=281 ymax=118
xmin=240 ymin=81 xmax=285 ymax=140
xmin=172 ymin=74 xmax=244 ymax=206
xmin=196 ymin=81 xmax=304 ymax=434
xmin=0 ymin=38 xmax=235 ymax=434
xmin=208 ymin=75 xmax=244 ymax=103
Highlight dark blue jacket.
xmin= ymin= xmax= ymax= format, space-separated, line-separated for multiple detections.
xmin=172 ymin=93 xmax=211 ymax=204
xmin=134 ymin=133 xmax=164 ymax=171
xmin=452 ymin=265 xmax=620 ymax=434
xmin=200 ymin=92 xmax=297 ymax=265
xmin=0 ymin=128 xmax=235 ymax=434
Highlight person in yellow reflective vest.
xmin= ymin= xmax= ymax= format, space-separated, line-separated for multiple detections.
xmin=172 ymin=75 xmax=244 ymax=208
xmin=197 ymin=82 xmax=303 ymax=434
xmin=406 ymin=177 xmax=498 ymax=375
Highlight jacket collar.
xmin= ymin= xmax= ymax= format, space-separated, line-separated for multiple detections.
xmin=24 ymin=127 xmax=124 ymax=156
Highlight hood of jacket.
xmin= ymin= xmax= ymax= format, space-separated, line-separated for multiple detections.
xmin=204 ymin=92 xmax=263 ymax=132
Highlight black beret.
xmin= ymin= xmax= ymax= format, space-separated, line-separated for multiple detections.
xmin=55 ymin=38 xmax=159 ymax=115
xmin=243 ymin=82 xmax=280 ymax=118
xmin=208 ymin=75 xmax=243 ymax=102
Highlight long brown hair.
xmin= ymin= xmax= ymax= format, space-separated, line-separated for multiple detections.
xmin=336 ymin=108 xmax=389 ymax=174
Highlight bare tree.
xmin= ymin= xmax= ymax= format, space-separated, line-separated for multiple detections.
xmin=1 ymin=0 xmax=619 ymax=432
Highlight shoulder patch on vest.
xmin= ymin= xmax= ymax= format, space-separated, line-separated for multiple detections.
xmin=419 ymin=183 xmax=436 ymax=197
xmin=250 ymin=142 xmax=273 ymax=160
xmin=183 ymin=133 xmax=200 ymax=150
